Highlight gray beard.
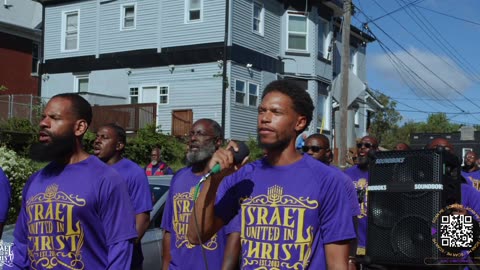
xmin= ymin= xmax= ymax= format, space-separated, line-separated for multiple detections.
xmin=186 ymin=142 xmax=216 ymax=166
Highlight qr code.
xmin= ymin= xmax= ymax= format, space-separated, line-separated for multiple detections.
xmin=440 ymin=215 xmax=474 ymax=248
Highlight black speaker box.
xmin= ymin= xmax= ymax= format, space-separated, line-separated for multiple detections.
xmin=366 ymin=148 xmax=462 ymax=267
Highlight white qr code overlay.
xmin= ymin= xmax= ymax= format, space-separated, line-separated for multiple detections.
xmin=440 ymin=215 xmax=474 ymax=248
xmin=431 ymin=204 xmax=480 ymax=259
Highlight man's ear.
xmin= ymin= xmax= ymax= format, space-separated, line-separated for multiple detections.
xmin=215 ymin=137 xmax=223 ymax=149
xmin=74 ymin=119 xmax=88 ymax=136
xmin=294 ymin=115 xmax=307 ymax=133
xmin=116 ymin=142 xmax=125 ymax=152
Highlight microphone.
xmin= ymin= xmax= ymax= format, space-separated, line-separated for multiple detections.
xmin=193 ymin=141 xmax=250 ymax=200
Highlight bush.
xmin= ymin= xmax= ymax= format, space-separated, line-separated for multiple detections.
xmin=245 ymin=136 xmax=264 ymax=162
xmin=126 ymin=125 xmax=186 ymax=171
xmin=0 ymin=146 xmax=37 ymax=224
xmin=0 ymin=118 xmax=38 ymax=156
xmin=83 ymin=125 xmax=187 ymax=172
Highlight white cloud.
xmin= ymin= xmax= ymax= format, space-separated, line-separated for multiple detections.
xmin=370 ymin=47 xmax=474 ymax=98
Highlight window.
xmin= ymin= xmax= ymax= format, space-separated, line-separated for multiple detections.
xmin=318 ymin=19 xmax=331 ymax=59
xmin=129 ymin=87 xmax=139 ymax=104
xmin=121 ymin=3 xmax=136 ymax=30
xmin=62 ymin=10 xmax=79 ymax=51
xmin=74 ymin=75 xmax=89 ymax=92
xmin=159 ymin=86 xmax=169 ymax=104
xmin=235 ymin=80 xmax=245 ymax=104
xmin=186 ymin=0 xmax=202 ymax=22
xmin=252 ymin=1 xmax=264 ymax=35
xmin=248 ymin=83 xmax=258 ymax=106
xmin=354 ymin=110 xmax=359 ymax=126
xmin=287 ymin=13 xmax=307 ymax=51
xmin=350 ymin=48 xmax=358 ymax=75
xmin=32 ymin=43 xmax=39 ymax=75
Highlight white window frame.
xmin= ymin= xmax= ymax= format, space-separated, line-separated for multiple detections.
xmin=234 ymin=79 xmax=246 ymax=105
xmin=287 ymin=13 xmax=308 ymax=52
xmin=31 ymin=43 xmax=40 ymax=76
xmin=74 ymin=74 xmax=89 ymax=92
xmin=252 ymin=1 xmax=264 ymax=36
xmin=120 ymin=3 xmax=137 ymax=31
xmin=61 ymin=10 xmax=80 ymax=52
xmin=159 ymin=85 xmax=169 ymax=105
xmin=350 ymin=48 xmax=358 ymax=75
xmin=248 ymin=82 xmax=259 ymax=107
xmin=354 ymin=109 xmax=360 ymax=126
xmin=129 ymin=86 xmax=139 ymax=104
xmin=185 ymin=0 xmax=203 ymax=23
xmin=318 ymin=18 xmax=332 ymax=60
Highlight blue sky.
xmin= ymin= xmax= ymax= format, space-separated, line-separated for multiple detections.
xmin=352 ymin=0 xmax=480 ymax=126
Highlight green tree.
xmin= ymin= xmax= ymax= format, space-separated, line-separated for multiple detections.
xmin=368 ymin=92 xmax=402 ymax=149
xmin=417 ymin=113 xmax=460 ymax=133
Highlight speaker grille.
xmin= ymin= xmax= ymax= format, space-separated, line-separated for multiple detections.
xmin=366 ymin=150 xmax=459 ymax=266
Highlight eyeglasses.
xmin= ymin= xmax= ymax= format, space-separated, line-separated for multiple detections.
xmin=357 ymin=142 xmax=375 ymax=149
xmin=302 ymin=146 xmax=325 ymax=153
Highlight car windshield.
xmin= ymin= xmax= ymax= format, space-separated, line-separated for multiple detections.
xmin=150 ymin=184 xmax=169 ymax=204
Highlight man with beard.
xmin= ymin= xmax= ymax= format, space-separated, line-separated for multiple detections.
xmin=344 ymin=135 xmax=378 ymax=257
xmin=188 ymin=80 xmax=355 ymax=269
xmin=145 ymin=147 xmax=174 ymax=175
xmin=160 ymin=119 xmax=240 ymax=270
xmin=94 ymin=123 xmax=152 ymax=270
xmin=6 ymin=93 xmax=137 ymax=270
xmin=462 ymin=151 xmax=480 ymax=191
xmin=0 ymin=167 xmax=11 ymax=238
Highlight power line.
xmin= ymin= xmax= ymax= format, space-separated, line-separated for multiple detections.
xmin=366 ymin=0 xmax=423 ymax=23
xmin=414 ymin=5 xmax=480 ymax=27
xmin=397 ymin=0 xmax=480 ymax=82
xmin=369 ymin=0 xmax=480 ymax=83
xmin=356 ymin=6 xmax=480 ymax=117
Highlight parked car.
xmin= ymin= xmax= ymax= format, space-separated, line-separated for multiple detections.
xmin=0 ymin=175 xmax=172 ymax=270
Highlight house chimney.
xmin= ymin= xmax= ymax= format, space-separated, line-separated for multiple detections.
xmin=460 ymin=126 xmax=475 ymax=141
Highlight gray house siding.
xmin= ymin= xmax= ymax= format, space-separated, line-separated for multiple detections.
xmin=44 ymin=1 xmax=97 ymax=60
xmin=161 ymin=0 xmax=225 ymax=47
xmin=99 ymin=0 xmax=160 ymax=54
xmin=229 ymin=64 xmax=276 ymax=141
xmin=231 ymin=0 xmax=283 ymax=59
xmin=129 ymin=63 xmax=223 ymax=134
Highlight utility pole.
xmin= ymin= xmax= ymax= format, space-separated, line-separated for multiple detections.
xmin=339 ymin=0 xmax=351 ymax=167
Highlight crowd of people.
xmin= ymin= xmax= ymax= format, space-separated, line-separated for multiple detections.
xmin=1 ymin=79 xmax=480 ymax=270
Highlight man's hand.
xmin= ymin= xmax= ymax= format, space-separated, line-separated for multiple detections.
xmin=207 ymin=141 xmax=249 ymax=184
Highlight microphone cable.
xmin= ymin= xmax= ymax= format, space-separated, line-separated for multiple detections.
xmin=192 ymin=175 xmax=210 ymax=270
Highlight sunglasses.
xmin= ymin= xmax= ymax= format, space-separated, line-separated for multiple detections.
xmin=357 ymin=143 xmax=374 ymax=149
xmin=302 ymin=146 xmax=325 ymax=153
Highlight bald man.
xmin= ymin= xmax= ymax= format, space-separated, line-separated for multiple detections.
xmin=462 ymin=151 xmax=480 ymax=191
xmin=344 ymin=135 xmax=378 ymax=257
xmin=394 ymin=142 xmax=410 ymax=151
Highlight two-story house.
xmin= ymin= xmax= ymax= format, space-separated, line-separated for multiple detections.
xmin=36 ymin=0 xmax=377 ymax=141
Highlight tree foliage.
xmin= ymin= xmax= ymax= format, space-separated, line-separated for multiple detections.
xmin=368 ymin=92 xmax=462 ymax=150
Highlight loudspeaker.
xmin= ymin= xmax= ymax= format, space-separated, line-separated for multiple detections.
xmin=366 ymin=148 xmax=462 ymax=266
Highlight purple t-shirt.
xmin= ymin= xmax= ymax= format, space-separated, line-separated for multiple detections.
xmin=112 ymin=158 xmax=153 ymax=267
xmin=344 ymin=165 xmax=369 ymax=255
xmin=329 ymin=165 xmax=361 ymax=217
xmin=461 ymin=183 xmax=480 ymax=215
xmin=215 ymin=155 xmax=355 ymax=270
xmin=8 ymin=156 xmax=137 ymax=270
xmin=161 ymin=167 xmax=230 ymax=269
xmin=461 ymin=170 xmax=480 ymax=191
xmin=0 ymin=168 xmax=11 ymax=223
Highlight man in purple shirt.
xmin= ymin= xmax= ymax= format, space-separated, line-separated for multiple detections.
xmin=344 ymin=135 xmax=379 ymax=258
xmin=303 ymin=134 xmax=360 ymax=267
xmin=94 ymin=123 xmax=153 ymax=270
xmin=0 ymin=167 xmax=11 ymax=238
xmin=188 ymin=80 xmax=355 ymax=269
xmin=461 ymin=151 xmax=480 ymax=191
xmin=6 ymin=93 xmax=137 ymax=270
xmin=161 ymin=118 xmax=240 ymax=270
